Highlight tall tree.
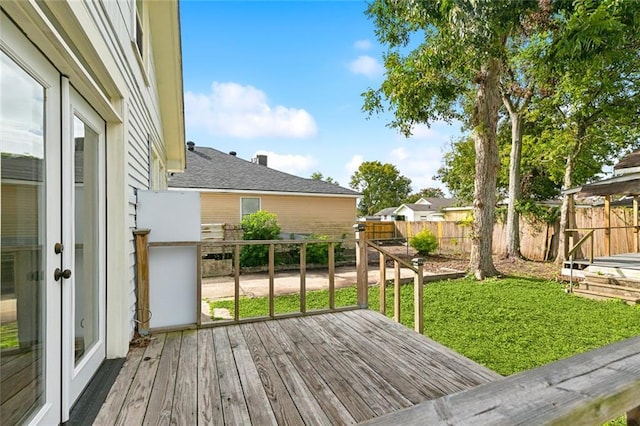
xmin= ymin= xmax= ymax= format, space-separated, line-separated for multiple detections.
xmin=363 ymin=0 xmax=538 ymax=279
xmin=405 ymin=187 xmax=446 ymax=203
xmin=310 ymin=171 xmax=339 ymax=185
xmin=529 ymin=0 xmax=640 ymax=262
xmin=349 ymin=161 xmax=412 ymax=216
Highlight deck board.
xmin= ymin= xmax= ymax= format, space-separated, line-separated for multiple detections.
xmin=96 ymin=310 xmax=499 ymax=425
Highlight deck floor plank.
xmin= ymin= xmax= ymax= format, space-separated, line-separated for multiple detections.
xmin=171 ymin=330 xmax=198 ymax=425
xmin=96 ymin=310 xmax=500 ymax=425
xmin=275 ymin=317 xmax=377 ymax=422
xmin=226 ymin=325 xmax=278 ymax=425
xmin=312 ymin=313 xmax=432 ymax=403
xmin=262 ymin=321 xmax=356 ymax=425
xmin=294 ymin=316 xmax=412 ymax=412
xmin=251 ymin=322 xmax=335 ymax=426
xmin=93 ymin=346 xmax=145 ymax=426
xmin=239 ymin=323 xmax=305 ymax=425
xmin=197 ymin=329 xmax=224 ymax=426
xmin=115 ymin=334 xmax=166 ymax=426
xmin=211 ymin=327 xmax=251 ymax=425
xmin=142 ymin=331 xmax=182 ymax=425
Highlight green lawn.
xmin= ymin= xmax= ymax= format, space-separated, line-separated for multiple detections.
xmin=209 ymin=276 xmax=640 ymax=376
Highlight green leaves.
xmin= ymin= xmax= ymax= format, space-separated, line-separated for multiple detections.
xmin=349 ymin=160 xmax=412 ymax=216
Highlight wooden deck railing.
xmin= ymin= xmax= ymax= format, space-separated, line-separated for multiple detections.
xmin=367 ymin=241 xmax=424 ymax=333
xmin=134 ymin=225 xmax=429 ymax=332
xmin=363 ymin=334 xmax=640 ymax=426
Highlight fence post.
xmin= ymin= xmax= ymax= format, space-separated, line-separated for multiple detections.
xmin=133 ymin=229 xmax=151 ymax=334
xmin=604 ymin=195 xmax=611 ymax=256
xmin=412 ymin=258 xmax=424 ymax=334
xmin=628 ymin=406 xmax=640 ymax=426
xmin=634 ymin=196 xmax=639 ymax=254
xmin=354 ymin=223 xmax=368 ymax=308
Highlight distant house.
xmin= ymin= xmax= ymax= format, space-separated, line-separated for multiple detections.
xmin=169 ymin=144 xmax=361 ymax=238
xmin=393 ymin=198 xmax=456 ymax=221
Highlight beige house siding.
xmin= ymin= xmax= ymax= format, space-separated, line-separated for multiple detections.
xmin=201 ymin=192 xmax=357 ymax=238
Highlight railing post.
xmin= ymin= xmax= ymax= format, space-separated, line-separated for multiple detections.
xmin=628 ymin=406 xmax=640 ymax=426
xmin=412 ymin=258 xmax=424 ymax=334
xmin=300 ymin=242 xmax=307 ymax=314
xmin=379 ymin=252 xmax=386 ymax=314
xmin=394 ymin=261 xmax=401 ymax=323
xmin=269 ymin=243 xmax=275 ymax=318
xmin=133 ymin=229 xmax=151 ymax=334
xmin=328 ymin=242 xmax=335 ymax=310
xmin=634 ymin=196 xmax=639 ymax=254
xmin=234 ymin=244 xmax=240 ymax=321
xmin=604 ymin=195 xmax=611 ymax=256
xmin=354 ymin=223 xmax=368 ymax=308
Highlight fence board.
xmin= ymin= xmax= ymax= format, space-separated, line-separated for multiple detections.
xmin=386 ymin=206 xmax=637 ymax=261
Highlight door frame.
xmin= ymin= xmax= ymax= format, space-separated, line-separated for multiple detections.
xmin=61 ymin=83 xmax=107 ymax=419
xmin=1 ymin=11 xmax=62 ymax=426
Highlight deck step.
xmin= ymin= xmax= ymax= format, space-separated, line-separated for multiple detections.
xmin=572 ymin=289 xmax=640 ymax=305
xmin=580 ymin=281 xmax=640 ymax=299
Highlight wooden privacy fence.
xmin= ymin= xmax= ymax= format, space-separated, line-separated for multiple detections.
xmin=387 ymin=205 xmax=639 ymax=261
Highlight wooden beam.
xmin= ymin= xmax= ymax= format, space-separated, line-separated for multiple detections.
xmin=628 ymin=406 xmax=640 ymax=426
xmin=362 ymin=335 xmax=640 ymax=426
xmin=268 ymin=244 xmax=275 ymax=318
xmin=413 ymin=258 xmax=424 ymax=334
xmin=300 ymin=242 xmax=307 ymax=314
xmin=328 ymin=242 xmax=335 ymax=310
xmin=394 ymin=262 xmax=401 ymax=323
xmin=133 ymin=229 xmax=151 ymax=333
xmin=196 ymin=243 xmax=202 ymax=326
xmin=634 ymin=196 xmax=639 ymax=254
xmin=605 ymin=195 xmax=611 ymax=257
xmin=379 ymin=252 xmax=386 ymax=315
xmin=234 ymin=244 xmax=240 ymax=322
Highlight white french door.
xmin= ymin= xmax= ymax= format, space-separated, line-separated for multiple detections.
xmin=61 ymin=87 xmax=106 ymax=419
xmin=1 ymin=11 xmax=62 ymax=426
xmin=1 ymin=11 xmax=106 ymax=425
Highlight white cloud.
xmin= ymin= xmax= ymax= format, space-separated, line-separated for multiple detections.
xmin=185 ymin=82 xmax=317 ymax=139
xmin=255 ymin=150 xmax=317 ymax=176
xmin=348 ymin=55 xmax=384 ymax=79
xmin=346 ymin=154 xmax=364 ymax=175
xmin=390 ymin=147 xmax=409 ymax=161
xmin=354 ymin=39 xmax=372 ymax=50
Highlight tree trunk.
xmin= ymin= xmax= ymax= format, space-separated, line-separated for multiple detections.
xmin=469 ymin=58 xmax=501 ymax=279
xmin=555 ymin=154 xmax=575 ymax=264
xmin=504 ymin=110 xmax=523 ymax=259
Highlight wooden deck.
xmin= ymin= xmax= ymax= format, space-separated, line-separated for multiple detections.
xmin=94 ymin=309 xmax=500 ymax=425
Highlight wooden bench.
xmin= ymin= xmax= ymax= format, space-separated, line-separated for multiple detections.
xmin=363 ymin=335 xmax=640 ymax=425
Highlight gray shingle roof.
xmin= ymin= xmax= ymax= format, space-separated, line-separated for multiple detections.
xmin=168 ymin=146 xmax=360 ymax=196
xmin=396 ymin=198 xmax=456 ymax=213
xmin=614 ymin=148 xmax=640 ymax=170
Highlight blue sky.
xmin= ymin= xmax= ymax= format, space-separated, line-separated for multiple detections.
xmin=180 ymin=1 xmax=464 ymax=193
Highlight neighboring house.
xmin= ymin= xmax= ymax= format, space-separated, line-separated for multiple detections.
xmin=1 ymin=2 xmax=184 ymax=424
xmin=168 ymin=144 xmax=361 ymax=238
xmin=393 ymin=197 xmax=456 ymax=221
xmin=373 ymin=207 xmax=398 ymax=221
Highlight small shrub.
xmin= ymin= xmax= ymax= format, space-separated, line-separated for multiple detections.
xmin=409 ymin=229 xmax=438 ymax=256
xmin=240 ymin=211 xmax=281 ymax=267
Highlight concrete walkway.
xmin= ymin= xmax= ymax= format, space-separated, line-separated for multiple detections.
xmin=201 ymin=265 xmax=417 ymax=301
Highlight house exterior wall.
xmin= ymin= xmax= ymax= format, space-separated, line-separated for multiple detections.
xmin=2 ymin=1 xmax=183 ymax=357
xmin=201 ymin=192 xmax=358 ymax=238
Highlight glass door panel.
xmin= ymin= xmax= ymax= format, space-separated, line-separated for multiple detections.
xmin=65 ymin=89 xmax=105 ymax=408
xmin=0 ymin=12 xmax=62 ymax=425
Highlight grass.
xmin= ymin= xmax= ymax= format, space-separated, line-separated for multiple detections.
xmin=1 ymin=321 xmax=19 ymax=349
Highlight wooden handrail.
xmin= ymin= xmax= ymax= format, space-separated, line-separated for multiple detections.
xmin=567 ymin=229 xmax=594 ymax=262
xmin=365 ymin=241 xmax=425 ymax=333
xmin=363 ymin=335 xmax=640 ymax=425
xmin=142 ymin=237 xmax=356 ymax=329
